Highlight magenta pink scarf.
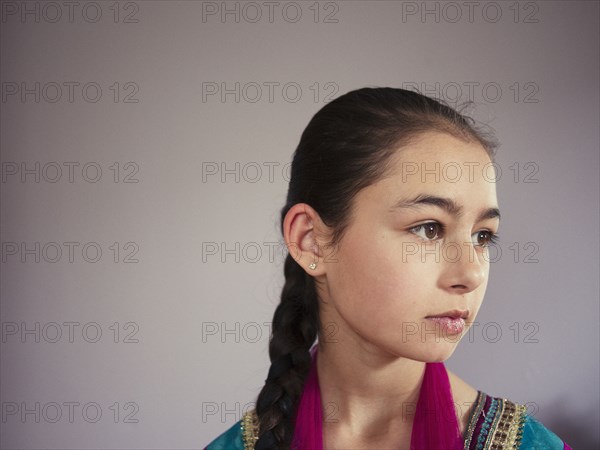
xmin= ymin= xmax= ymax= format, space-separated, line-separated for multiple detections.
xmin=291 ymin=347 xmax=463 ymax=450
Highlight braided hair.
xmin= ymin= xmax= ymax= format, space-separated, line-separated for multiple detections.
xmin=254 ymin=87 xmax=499 ymax=450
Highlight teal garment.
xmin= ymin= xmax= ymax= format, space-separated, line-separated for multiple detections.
xmin=204 ymin=411 xmax=569 ymax=449
xmin=204 ymin=420 xmax=244 ymax=450
xmin=519 ymin=414 xmax=565 ymax=450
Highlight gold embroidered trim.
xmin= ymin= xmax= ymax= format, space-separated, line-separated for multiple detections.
xmin=463 ymin=390 xmax=487 ymax=449
xmin=485 ymin=398 xmax=527 ymax=450
xmin=241 ymin=409 xmax=259 ymax=450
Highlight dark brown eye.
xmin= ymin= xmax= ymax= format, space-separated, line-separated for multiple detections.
xmin=410 ymin=222 xmax=444 ymax=241
xmin=472 ymin=230 xmax=500 ymax=247
xmin=424 ymin=223 xmax=439 ymax=239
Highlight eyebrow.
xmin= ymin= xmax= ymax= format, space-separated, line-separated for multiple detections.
xmin=390 ymin=194 xmax=501 ymax=222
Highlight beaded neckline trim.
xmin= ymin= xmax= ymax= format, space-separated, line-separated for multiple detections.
xmin=463 ymin=391 xmax=528 ymax=450
xmin=241 ymin=410 xmax=259 ymax=450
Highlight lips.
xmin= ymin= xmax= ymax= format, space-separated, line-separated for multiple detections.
xmin=425 ymin=309 xmax=469 ymax=320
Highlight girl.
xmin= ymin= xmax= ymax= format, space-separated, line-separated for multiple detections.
xmin=204 ymin=87 xmax=571 ymax=450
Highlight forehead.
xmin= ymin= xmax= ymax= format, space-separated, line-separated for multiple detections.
xmin=356 ymin=131 xmax=498 ymax=212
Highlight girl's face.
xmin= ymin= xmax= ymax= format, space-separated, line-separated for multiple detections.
xmin=317 ymin=131 xmax=500 ymax=362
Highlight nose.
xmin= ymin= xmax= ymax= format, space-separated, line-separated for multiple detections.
xmin=438 ymin=240 xmax=487 ymax=294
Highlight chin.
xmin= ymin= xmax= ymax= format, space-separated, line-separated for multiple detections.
xmin=413 ymin=342 xmax=461 ymax=363
xmin=381 ymin=340 xmax=460 ymax=363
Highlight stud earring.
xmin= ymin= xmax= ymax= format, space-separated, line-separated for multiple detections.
xmin=308 ymin=262 xmax=317 ymax=270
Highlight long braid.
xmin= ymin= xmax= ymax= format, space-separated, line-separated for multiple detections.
xmin=254 ymin=253 xmax=319 ymax=450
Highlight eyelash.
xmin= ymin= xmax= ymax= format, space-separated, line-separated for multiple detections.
xmin=409 ymin=221 xmax=500 ymax=247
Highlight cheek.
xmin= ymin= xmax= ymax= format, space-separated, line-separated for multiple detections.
xmin=326 ymin=230 xmax=429 ymax=322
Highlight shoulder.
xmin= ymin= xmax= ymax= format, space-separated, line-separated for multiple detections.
xmin=204 ymin=410 xmax=258 ymax=450
xmin=204 ymin=419 xmax=243 ymax=450
xmin=463 ymin=389 xmax=571 ymax=450
xmin=520 ymin=413 xmax=571 ymax=450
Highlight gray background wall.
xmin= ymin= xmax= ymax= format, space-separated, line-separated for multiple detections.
xmin=1 ymin=1 xmax=598 ymax=449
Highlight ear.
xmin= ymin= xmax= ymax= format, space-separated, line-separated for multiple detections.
xmin=282 ymin=203 xmax=329 ymax=276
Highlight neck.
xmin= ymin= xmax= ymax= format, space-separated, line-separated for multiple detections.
xmin=316 ymin=340 xmax=427 ymax=433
